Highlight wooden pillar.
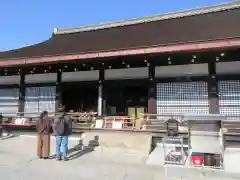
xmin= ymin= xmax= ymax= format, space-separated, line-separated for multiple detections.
xmin=148 ymin=64 xmax=157 ymax=114
xmin=18 ymin=68 xmax=26 ymax=114
xmin=98 ymin=66 xmax=105 ymax=116
xmin=55 ymin=70 xmax=62 ymax=113
xmin=208 ymin=61 xmax=219 ymax=114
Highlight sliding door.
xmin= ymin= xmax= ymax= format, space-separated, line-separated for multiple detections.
xmin=0 ymin=88 xmax=19 ymax=116
xmin=218 ymin=80 xmax=240 ymax=120
xmin=156 ymin=81 xmax=209 ymax=120
xmin=24 ymin=86 xmax=56 ymax=116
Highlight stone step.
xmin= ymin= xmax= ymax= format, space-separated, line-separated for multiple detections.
xmin=145 ymin=125 xmax=165 ymax=131
xmin=73 ymin=123 xmax=92 ymax=129
xmin=146 ymin=146 xmax=165 ymax=166
xmin=150 ymin=121 xmax=165 ymax=125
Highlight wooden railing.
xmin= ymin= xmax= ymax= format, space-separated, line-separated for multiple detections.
xmin=1 ymin=112 xmax=240 ymax=139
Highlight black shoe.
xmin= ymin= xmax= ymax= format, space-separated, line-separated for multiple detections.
xmin=43 ymin=157 xmax=49 ymax=160
xmin=39 ymin=156 xmax=43 ymax=159
xmin=56 ymin=157 xmax=62 ymax=161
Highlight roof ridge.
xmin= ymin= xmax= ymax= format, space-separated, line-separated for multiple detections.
xmin=54 ymin=1 xmax=240 ymax=35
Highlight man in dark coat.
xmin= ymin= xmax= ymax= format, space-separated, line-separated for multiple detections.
xmin=53 ymin=106 xmax=72 ymax=161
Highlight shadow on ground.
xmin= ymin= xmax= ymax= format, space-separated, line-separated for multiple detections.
xmin=0 ymin=135 xmax=18 ymax=140
xmin=49 ymin=135 xmax=99 ymax=160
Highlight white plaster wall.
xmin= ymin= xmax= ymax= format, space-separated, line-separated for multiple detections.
xmin=105 ymin=67 xmax=148 ymax=80
xmin=62 ymin=70 xmax=99 ymax=82
xmin=25 ymin=73 xmax=57 ymax=84
xmin=0 ymin=75 xmax=20 ymax=85
xmin=155 ymin=63 xmax=208 ymax=77
xmin=216 ymin=61 xmax=240 ymax=74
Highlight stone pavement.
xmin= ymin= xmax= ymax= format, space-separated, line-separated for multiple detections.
xmin=0 ymin=136 xmax=164 ymax=180
xmin=0 ymin=135 xmax=240 ymax=180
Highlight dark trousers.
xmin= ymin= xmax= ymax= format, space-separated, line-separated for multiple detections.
xmin=37 ymin=134 xmax=50 ymax=158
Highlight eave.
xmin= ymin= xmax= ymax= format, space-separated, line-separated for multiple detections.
xmin=1 ymin=38 xmax=240 ymax=67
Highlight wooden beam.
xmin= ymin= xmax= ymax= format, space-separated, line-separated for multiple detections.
xmin=148 ymin=63 xmax=156 ymax=114
xmin=55 ymin=70 xmax=62 ymax=112
xmin=18 ymin=68 xmax=25 ymax=114
xmin=208 ymin=61 xmax=219 ymax=113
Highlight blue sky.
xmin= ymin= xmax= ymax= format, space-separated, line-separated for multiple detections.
xmin=0 ymin=0 xmax=230 ymax=51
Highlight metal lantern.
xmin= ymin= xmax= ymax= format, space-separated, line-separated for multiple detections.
xmin=165 ymin=118 xmax=179 ymax=136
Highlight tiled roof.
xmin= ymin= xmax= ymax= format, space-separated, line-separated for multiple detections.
xmin=0 ymin=2 xmax=240 ymax=61
xmin=54 ymin=1 xmax=240 ymax=35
